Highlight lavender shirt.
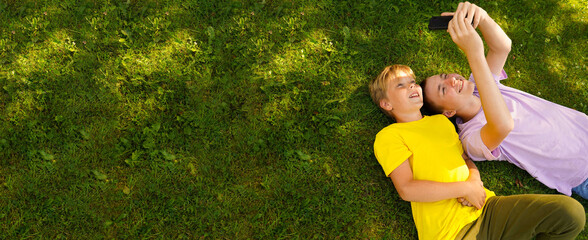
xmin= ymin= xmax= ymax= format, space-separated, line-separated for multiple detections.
xmin=456 ymin=70 xmax=588 ymax=196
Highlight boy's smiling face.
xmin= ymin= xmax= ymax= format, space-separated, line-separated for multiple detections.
xmin=424 ymin=73 xmax=475 ymax=114
xmin=380 ymin=73 xmax=423 ymax=117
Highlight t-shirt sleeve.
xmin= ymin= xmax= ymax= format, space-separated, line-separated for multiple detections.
xmin=461 ymin=128 xmax=501 ymax=161
xmin=373 ymin=130 xmax=412 ymax=177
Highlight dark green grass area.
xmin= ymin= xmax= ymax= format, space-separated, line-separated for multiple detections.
xmin=0 ymin=0 xmax=586 ymax=239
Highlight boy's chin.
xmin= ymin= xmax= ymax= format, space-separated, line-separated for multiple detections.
xmin=410 ymin=100 xmax=424 ymax=106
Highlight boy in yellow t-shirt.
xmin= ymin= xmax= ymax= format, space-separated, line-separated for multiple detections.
xmin=374 ymin=114 xmax=494 ymax=239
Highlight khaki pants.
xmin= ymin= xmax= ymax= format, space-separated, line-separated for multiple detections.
xmin=456 ymin=194 xmax=585 ymax=240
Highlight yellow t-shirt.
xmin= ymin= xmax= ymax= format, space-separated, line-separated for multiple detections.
xmin=374 ymin=115 xmax=495 ymax=240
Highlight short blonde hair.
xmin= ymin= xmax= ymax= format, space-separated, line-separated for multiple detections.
xmin=369 ymin=64 xmax=415 ymax=117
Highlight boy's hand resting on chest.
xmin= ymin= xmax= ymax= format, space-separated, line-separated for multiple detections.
xmin=460 ymin=177 xmax=486 ymax=209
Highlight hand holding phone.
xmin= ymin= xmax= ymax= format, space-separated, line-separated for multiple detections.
xmin=429 ymin=3 xmax=487 ymax=31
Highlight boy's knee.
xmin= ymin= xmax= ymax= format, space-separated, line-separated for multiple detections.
xmin=556 ymin=196 xmax=585 ymax=232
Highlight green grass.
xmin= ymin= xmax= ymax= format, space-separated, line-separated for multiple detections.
xmin=0 ymin=0 xmax=586 ymax=239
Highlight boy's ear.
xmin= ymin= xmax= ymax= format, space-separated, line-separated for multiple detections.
xmin=380 ymin=99 xmax=394 ymax=111
xmin=442 ymin=110 xmax=456 ymax=118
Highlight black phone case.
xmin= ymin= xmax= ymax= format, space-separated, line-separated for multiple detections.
xmin=428 ymin=16 xmax=453 ymax=30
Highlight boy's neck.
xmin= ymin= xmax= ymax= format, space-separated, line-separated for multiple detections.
xmin=457 ymin=97 xmax=482 ymax=122
xmin=395 ymin=111 xmax=424 ymax=123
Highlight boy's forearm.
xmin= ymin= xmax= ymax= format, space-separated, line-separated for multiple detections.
xmin=468 ymin=54 xmax=509 ymax=118
xmin=398 ymin=160 xmax=482 ymax=203
xmin=478 ymin=16 xmax=511 ymax=53
xmin=467 ymin=53 xmax=514 ymax=143
xmin=397 ymin=180 xmax=469 ymax=203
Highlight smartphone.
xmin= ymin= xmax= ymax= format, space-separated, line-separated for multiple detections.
xmin=428 ymin=16 xmax=453 ymax=30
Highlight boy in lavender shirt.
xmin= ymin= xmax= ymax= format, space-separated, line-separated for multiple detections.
xmin=421 ymin=3 xmax=588 ymax=199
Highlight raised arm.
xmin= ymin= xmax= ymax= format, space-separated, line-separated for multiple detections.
xmin=449 ymin=2 xmax=513 ymax=151
xmin=442 ymin=2 xmax=511 ymax=76
xmin=389 ymin=159 xmax=486 ymax=209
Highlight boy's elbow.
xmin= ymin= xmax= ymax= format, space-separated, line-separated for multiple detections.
xmin=502 ymin=38 xmax=512 ymax=53
xmin=396 ymin=186 xmax=419 ymax=202
xmin=492 ymin=37 xmax=511 ymax=55
xmin=499 ymin=118 xmax=514 ymax=136
xmin=395 ymin=187 xmax=411 ymax=201
xmin=397 ymin=192 xmax=410 ymax=201
xmin=506 ymin=117 xmax=514 ymax=132
xmin=490 ymin=118 xmax=514 ymax=139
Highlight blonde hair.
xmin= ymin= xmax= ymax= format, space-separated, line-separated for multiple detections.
xmin=369 ymin=64 xmax=416 ymax=117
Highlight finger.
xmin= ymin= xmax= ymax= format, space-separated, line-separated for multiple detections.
xmin=448 ymin=21 xmax=458 ymax=40
xmin=456 ymin=3 xmax=469 ymax=32
xmin=473 ymin=7 xmax=482 ymax=28
xmin=461 ymin=2 xmax=473 ymax=30
xmin=455 ymin=8 xmax=467 ymax=32
xmin=479 ymin=197 xmax=486 ymax=209
xmin=463 ymin=16 xmax=475 ymax=32
xmin=455 ymin=2 xmax=464 ymax=16
xmin=441 ymin=12 xmax=455 ymax=16
xmin=466 ymin=4 xmax=476 ymax=26
xmin=460 ymin=2 xmax=471 ymax=17
xmin=457 ymin=197 xmax=464 ymax=203
xmin=462 ymin=2 xmax=471 ymax=12
xmin=452 ymin=7 xmax=460 ymax=29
